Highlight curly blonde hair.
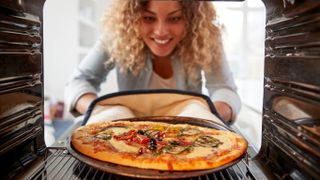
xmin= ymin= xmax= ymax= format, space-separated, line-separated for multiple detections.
xmin=101 ymin=0 xmax=223 ymax=82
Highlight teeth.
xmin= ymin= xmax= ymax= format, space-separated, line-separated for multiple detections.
xmin=154 ymin=39 xmax=170 ymax=45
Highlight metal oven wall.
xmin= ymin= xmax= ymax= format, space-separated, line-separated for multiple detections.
xmin=0 ymin=0 xmax=46 ymax=179
xmin=1 ymin=0 xmax=319 ymax=179
xmin=259 ymin=0 xmax=320 ymax=179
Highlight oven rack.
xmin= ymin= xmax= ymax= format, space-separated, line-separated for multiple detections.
xmin=23 ymin=147 xmax=259 ymax=180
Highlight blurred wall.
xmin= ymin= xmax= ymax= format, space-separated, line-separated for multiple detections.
xmin=43 ymin=0 xmax=116 ymax=119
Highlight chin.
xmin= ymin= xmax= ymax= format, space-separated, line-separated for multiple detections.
xmin=153 ymin=53 xmax=171 ymax=58
xmin=151 ymin=49 xmax=174 ymax=58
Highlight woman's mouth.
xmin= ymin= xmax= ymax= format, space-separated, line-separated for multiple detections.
xmin=153 ymin=38 xmax=171 ymax=45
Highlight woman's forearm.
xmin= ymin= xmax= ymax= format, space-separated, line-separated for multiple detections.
xmin=75 ymin=93 xmax=97 ymax=114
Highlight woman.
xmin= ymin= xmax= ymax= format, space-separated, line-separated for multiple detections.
xmin=65 ymin=0 xmax=241 ymax=124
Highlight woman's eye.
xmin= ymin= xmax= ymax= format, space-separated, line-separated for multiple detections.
xmin=168 ymin=16 xmax=182 ymax=23
xmin=142 ymin=16 xmax=156 ymax=23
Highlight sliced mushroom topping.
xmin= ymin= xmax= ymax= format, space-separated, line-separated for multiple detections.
xmin=95 ymin=133 xmax=112 ymax=140
xmin=163 ymin=145 xmax=191 ymax=154
xmin=194 ymin=135 xmax=222 ymax=148
xmin=94 ymin=127 xmax=117 ymax=140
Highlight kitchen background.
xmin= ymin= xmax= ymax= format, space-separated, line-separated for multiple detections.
xmin=43 ymin=0 xmax=266 ymax=154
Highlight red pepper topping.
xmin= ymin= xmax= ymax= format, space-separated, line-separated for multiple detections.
xmin=114 ymin=130 xmax=137 ymax=141
xmin=132 ymin=134 xmax=150 ymax=145
xmin=178 ymin=138 xmax=193 ymax=146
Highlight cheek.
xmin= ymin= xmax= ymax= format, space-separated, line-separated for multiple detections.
xmin=175 ymin=24 xmax=186 ymax=40
xmin=138 ymin=23 xmax=148 ymax=37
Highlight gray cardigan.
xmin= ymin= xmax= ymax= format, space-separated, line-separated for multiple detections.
xmin=65 ymin=37 xmax=241 ymax=120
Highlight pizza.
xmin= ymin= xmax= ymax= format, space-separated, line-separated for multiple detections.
xmin=71 ymin=120 xmax=247 ymax=171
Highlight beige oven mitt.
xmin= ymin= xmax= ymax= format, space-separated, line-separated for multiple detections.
xmin=87 ymin=105 xmax=135 ymax=124
xmin=85 ymin=91 xmax=223 ymax=125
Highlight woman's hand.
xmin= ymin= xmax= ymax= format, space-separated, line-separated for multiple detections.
xmin=75 ymin=93 xmax=97 ymax=114
xmin=214 ymin=101 xmax=232 ymax=123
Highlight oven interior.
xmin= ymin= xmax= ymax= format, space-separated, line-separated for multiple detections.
xmin=0 ymin=0 xmax=319 ymax=179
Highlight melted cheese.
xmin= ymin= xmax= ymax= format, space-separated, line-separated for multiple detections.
xmin=186 ymin=147 xmax=212 ymax=159
xmin=111 ymin=127 xmax=130 ymax=135
xmin=109 ymin=138 xmax=140 ymax=153
xmin=213 ymin=135 xmax=232 ymax=149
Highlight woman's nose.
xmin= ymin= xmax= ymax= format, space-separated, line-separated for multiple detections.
xmin=153 ymin=21 xmax=169 ymax=36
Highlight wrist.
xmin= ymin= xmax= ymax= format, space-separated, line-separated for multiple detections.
xmin=213 ymin=101 xmax=232 ymax=123
xmin=75 ymin=93 xmax=97 ymax=114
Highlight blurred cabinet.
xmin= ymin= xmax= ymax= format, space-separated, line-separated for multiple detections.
xmin=43 ymin=0 xmax=108 ymax=118
xmin=78 ymin=0 xmax=99 ymax=62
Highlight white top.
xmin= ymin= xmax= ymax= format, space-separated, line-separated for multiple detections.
xmin=148 ymin=71 xmax=176 ymax=89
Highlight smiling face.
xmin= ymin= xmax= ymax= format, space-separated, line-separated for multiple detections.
xmin=139 ymin=1 xmax=186 ymax=59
